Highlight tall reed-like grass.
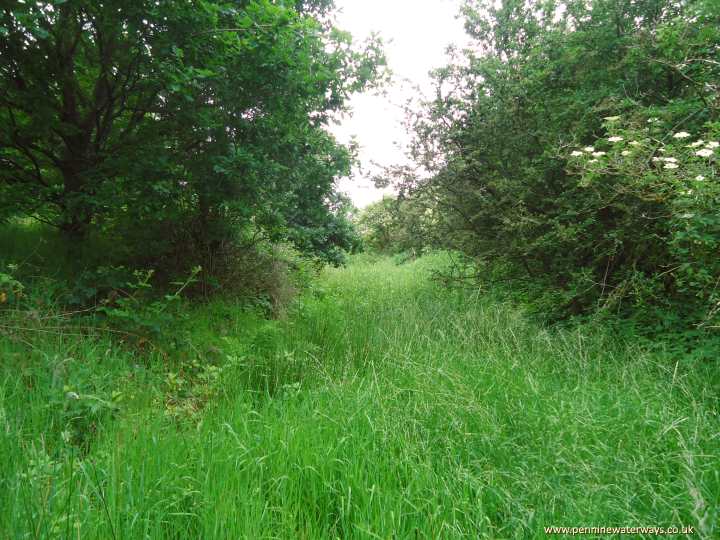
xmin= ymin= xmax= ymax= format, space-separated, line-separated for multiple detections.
xmin=1 ymin=254 xmax=718 ymax=538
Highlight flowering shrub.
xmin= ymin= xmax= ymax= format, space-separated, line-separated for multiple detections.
xmin=568 ymin=116 xmax=720 ymax=328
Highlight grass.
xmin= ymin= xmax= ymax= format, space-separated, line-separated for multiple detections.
xmin=1 ymin=253 xmax=719 ymax=538
xmin=0 ymin=220 xmax=122 ymax=278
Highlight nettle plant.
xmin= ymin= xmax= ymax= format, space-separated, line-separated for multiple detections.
xmin=0 ymin=267 xmax=23 ymax=305
xmin=568 ymin=116 xmax=720 ymax=327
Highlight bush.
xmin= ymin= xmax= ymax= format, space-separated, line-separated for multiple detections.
xmin=0 ymin=268 xmax=23 ymax=305
xmin=567 ymin=117 xmax=720 ymax=328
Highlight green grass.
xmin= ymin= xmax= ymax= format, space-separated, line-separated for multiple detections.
xmin=1 ymin=254 xmax=719 ymax=538
xmin=0 ymin=220 xmax=122 ymax=278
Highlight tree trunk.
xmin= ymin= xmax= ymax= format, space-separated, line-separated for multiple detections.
xmin=58 ymin=166 xmax=92 ymax=240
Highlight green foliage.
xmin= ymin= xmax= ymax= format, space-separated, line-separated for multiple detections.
xmin=0 ymin=267 xmax=23 ymax=305
xmin=392 ymin=0 xmax=720 ymax=332
xmin=355 ymin=195 xmax=436 ymax=254
xmin=355 ymin=198 xmax=398 ymax=252
xmin=1 ymin=0 xmax=385 ymax=266
xmin=285 ymin=192 xmax=363 ymax=266
xmin=96 ymin=266 xmax=201 ymax=338
xmin=566 ymin=118 xmax=720 ymax=327
xmin=1 ymin=255 xmax=718 ymax=537
xmin=65 ymin=266 xmax=135 ymax=308
xmin=53 ymin=386 xmax=121 ymax=453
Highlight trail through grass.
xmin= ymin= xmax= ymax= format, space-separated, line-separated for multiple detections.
xmin=2 ymin=255 xmax=719 ymax=538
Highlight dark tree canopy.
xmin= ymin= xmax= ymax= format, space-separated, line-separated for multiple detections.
xmin=0 ymin=0 xmax=385 ymax=264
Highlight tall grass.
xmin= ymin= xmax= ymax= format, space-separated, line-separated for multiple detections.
xmin=2 ymin=254 xmax=718 ymax=538
xmin=0 ymin=220 xmax=122 ymax=278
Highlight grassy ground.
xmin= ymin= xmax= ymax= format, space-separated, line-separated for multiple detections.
xmin=1 ymin=254 xmax=719 ymax=538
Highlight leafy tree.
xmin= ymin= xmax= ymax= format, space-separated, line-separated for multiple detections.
xmin=395 ymin=0 xmax=720 ymax=325
xmin=0 ymin=0 xmax=385 ymax=265
xmin=356 ymin=195 xmax=437 ymax=254
xmin=286 ymin=191 xmax=362 ymax=266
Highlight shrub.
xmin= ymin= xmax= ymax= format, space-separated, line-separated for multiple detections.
xmin=568 ymin=116 xmax=720 ymax=328
xmin=0 ymin=268 xmax=23 ymax=305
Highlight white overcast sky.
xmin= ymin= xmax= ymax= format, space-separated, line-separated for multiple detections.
xmin=330 ymin=0 xmax=469 ymax=208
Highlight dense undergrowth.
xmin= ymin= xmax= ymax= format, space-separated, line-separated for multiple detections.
xmin=364 ymin=0 xmax=720 ymax=338
xmin=2 ymin=253 xmax=718 ymax=538
xmin=3 ymin=2 xmax=717 ymax=536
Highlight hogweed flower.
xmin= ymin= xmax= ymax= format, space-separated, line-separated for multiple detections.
xmin=707 ymin=141 xmax=719 ymax=149
xmin=588 ymin=159 xmax=598 ymax=163
xmin=621 ymin=150 xmax=631 ymax=156
xmin=570 ymin=150 xmax=583 ymax=157
xmin=673 ymin=131 xmax=691 ymax=139
xmin=608 ymin=136 xmax=624 ymax=142
xmin=584 ymin=146 xmax=595 ymax=152
xmin=629 ymin=141 xmax=641 ymax=146
xmin=696 ymin=148 xmax=714 ymax=157
xmin=664 ymin=162 xmax=679 ymax=169
xmin=688 ymin=140 xmax=705 ymax=148
xmin=592 ymin=151 xmax=606 ymax=157
xmin=603 ymin=116 xmax=621 ymax=121
xmin=695 ymin=175 xmax=705 ymax=181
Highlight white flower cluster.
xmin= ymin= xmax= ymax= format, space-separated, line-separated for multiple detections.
xmin=691 ymin=140 xmax=718 ymax=158
xmin=571 ymin=124 xmax=718 ymax=172
xmin=651 ymin=156 xmax=680 ymax=169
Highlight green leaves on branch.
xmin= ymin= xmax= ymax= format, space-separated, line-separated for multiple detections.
xmin=392 ymin=0 xmax=720 ymax=330
xmin=0 ymin=0 xmax=386 ymax=265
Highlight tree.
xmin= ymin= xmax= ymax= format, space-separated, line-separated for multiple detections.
xmin=395 ymin=0 xmax=720 ymax=323
xmin=356 ymin=195 xmax=437 ymax=254
xmin=0 ymin=0 xmax=385 ymax=265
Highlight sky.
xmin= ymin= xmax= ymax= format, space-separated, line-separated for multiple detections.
xmin=330 ymin=0 xmax=469 ymax=208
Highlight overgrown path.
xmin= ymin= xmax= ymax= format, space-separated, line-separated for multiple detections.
xmin=3 ymin=256 xmax=719 ymax=538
